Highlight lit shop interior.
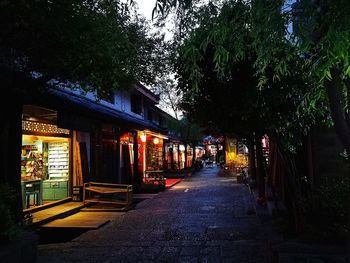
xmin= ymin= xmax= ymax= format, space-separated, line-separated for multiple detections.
xmin=137 ymin=131 xmax=166 ymax=177
xmin=21 ymin=106 xmax=71 ymax=210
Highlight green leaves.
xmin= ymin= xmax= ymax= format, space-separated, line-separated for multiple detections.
xmin=0 ymin=0 xmax=164 ymax=92
xmin=174 ymin=0 xmax=327 ymax=153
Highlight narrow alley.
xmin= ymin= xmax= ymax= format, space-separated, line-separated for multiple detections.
xmin=37 ymin=167 xmax=274 ymax=262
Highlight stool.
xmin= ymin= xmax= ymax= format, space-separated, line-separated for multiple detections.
xmin=25 ymin=191 xmax=40 ymax=208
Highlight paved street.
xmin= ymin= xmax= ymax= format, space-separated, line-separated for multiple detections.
xmin=38 ymin=167 xmax=274 ymax=262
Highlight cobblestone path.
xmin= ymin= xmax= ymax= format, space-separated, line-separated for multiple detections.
xmin=37 ymin=167 xmax=273 ymax=263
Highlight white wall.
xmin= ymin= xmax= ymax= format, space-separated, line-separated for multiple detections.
xmin=60 ymin=86 xmax=147 ymax=120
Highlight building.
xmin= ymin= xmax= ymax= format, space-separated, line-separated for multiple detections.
xmin=2 ymin=81 xmax=188 ymax=214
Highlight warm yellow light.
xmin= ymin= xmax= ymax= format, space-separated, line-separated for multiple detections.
xmin=140 ymin=134 xmax=147 ymax=143
xmin=153 ymin=138 xmax=159 ymax=144
xmin=144 ymin=131 xmax=168 ymax=140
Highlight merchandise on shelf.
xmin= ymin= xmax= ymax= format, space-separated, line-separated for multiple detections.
xmin=21 ymin=146 xmax=44 ymax=181
xmin=48 ymin=142 xmax=69 ymax=180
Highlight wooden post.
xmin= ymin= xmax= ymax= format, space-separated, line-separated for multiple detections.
xmin=133 ymin=131 xmax=140 ymax=189
xmin=76 ymin=139 xmax=83 ymax=186
xmin=177 ymin=144 xmax=181 ymax=170
xmin=115 ymin=129 xmax=121 ymax=183
xmin=184 ymin=144 xmax=188 ymax=169
xmin=162 ymin=139 xmax=166 ymax=170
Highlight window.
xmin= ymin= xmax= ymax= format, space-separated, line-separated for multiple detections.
xmin=131 ymin=94 xmax=142 ymax=115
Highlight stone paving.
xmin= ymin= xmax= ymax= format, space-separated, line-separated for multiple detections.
xmin=37 ymin=167 xmax=274 ymax=263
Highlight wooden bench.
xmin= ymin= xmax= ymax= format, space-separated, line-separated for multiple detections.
xmin=83 ymin=182 xmax=133 ymax=206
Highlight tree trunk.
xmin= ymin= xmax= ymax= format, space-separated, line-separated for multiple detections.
xmin=247 ymin=139 xmax=257 ymax=182
xmin=325 ymin=67 xmax=350 ymax=153
xmin=307 ymin=132 xmax=315 ymax=205
xmin=192 ymin=145 xmax=196 ymax=168
xmin=325 ymin=67 xmax=350 ymax=248
xmin=223 ymin=137 xmax=227 ymax=164
xmin=255 ymin=134 xmax=266 ymax=199
xmin=277 ymin=143 xmax=305 ymax=234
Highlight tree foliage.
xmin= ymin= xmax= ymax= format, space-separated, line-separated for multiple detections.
xmin=171 ymin=1 xmax=318 ymax=152
xmin=1 ymin=0 xmax=165 ymax=93
xmin=154 ymin=0 xmax=350 ymax=237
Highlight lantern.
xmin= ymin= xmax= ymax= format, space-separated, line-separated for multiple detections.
xmin=140 ymin=133 xmax=146 ymax=143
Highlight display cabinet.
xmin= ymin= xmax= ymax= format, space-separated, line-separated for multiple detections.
xmin=48 ymin=142 xmax=69 ymax=180
xmin=42 ymin=180 xmax=68 ymax=201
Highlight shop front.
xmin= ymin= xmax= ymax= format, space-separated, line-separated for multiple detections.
xmin=164 ymin=140 xmax=180 ymax=171
xmin=137 ymin=131 xmax=167 ymax=179
xmin=186 ymin=145 xmax=193 ymax=168
xmin=224 ymin=137 xmax=248 ymax=171
xmin=179 ymin=144 xmax=186 ymax=169
xmin=21 ymin=120 xmax=72 ymax=210
xmin=164 ymin=142 xmax=173 ymax=170
xmin=195 ymin=146 xmax=205 ymax=160
xmin=173 ymin=143 xmax=179 ymax=170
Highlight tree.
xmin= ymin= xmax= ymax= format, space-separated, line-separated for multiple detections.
xmin=155 ymin=0 xmax=326 ymax=233
xmin=153 ymin=1 xmax=350 ymax=141
xmin=0 ymin=0 xmax=167 ymax=218
xmin=167 ymin=116 xmax=203 ymax=157
xmin=151 ymin=77 xmax=183 ymax=120
xmin=0 ymin=0 xmax=164 ymax=94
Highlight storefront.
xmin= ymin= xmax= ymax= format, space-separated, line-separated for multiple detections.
xmin=226 ymin=137 xmax=237 ymax=165
xmin=164 ymin=142 xmax=174 ymax=170
xmin=186 ymin=145 xmax=193 ymax=168
xmin=21 ymin=119 xmax=72 ymax=209
xmin=164 ymin=142 xmax=192 ymax=170
xmin=225 ymin=137 xmax=248 ymax=169
xmin=137 ymin=131 xmax=167 ymax=178
xmin=195 ymin=146 xmax=205 ymax=160
xmin=205 ymin=144 xmax=218 ymax=161
xmin=173 ymin=143 xmax=179 ymax=170
xmin=179 ymin=144 xmax=186 ymax=169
